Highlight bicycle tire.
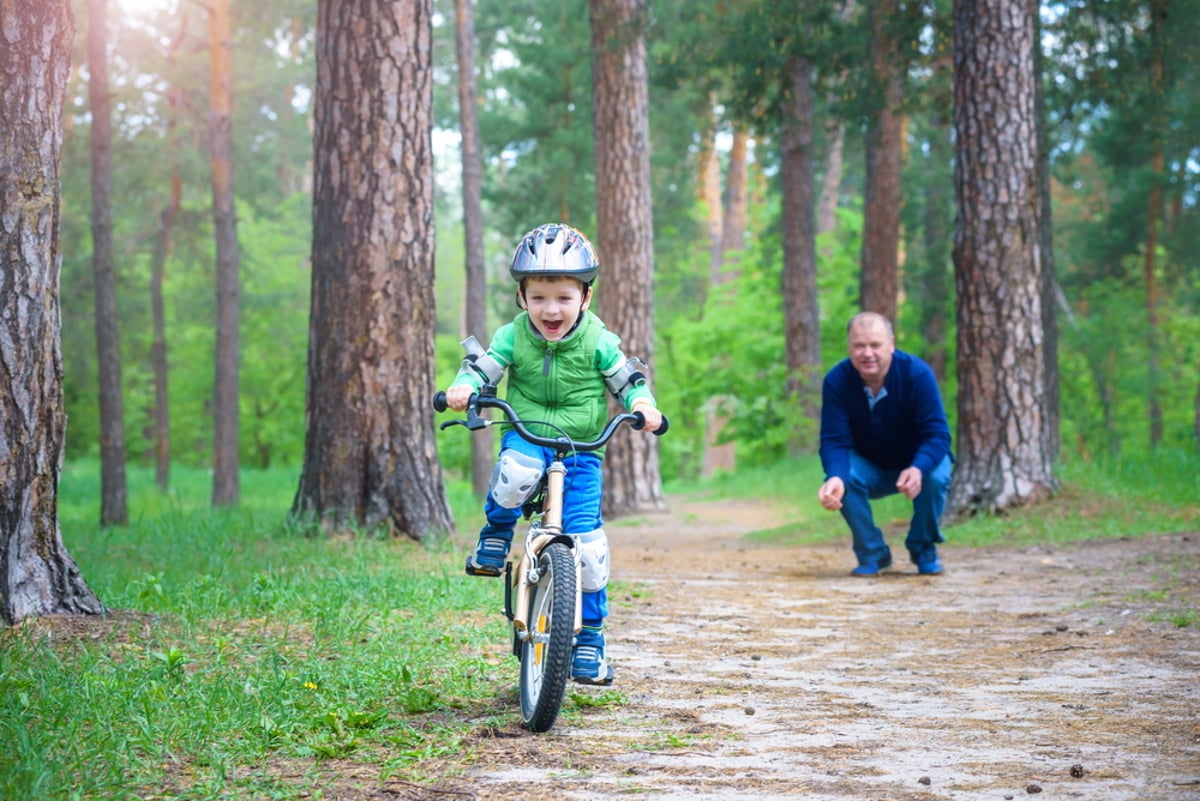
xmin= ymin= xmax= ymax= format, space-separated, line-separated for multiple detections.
xmin=518 ymin=541 xmax=577 ymax=732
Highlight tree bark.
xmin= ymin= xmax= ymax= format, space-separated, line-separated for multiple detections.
xmin=949 ymin=0 xmax=1057 ymax=516
xmin=700 ymin=122 xmax=723 ymax=291
xmin=818 ymin=0 xmax=857 ymax=238
xmin=780 ymin=53 xmax=821 ymax=450
xmin=1143 ymin=0 xmax=1166 ymax=450
xmin=454 ymin=0 xmax=494 ymax=498
xmin=698 ymin=116 xmax=735 ymax=477
xmin=919 ymin=110 xmax=952 ymax=381
xmin=1032 ymin=0 xmax=1059 ymax=465
xmin=817 ymin=116 xmax=845 ymax=237
xmin=87 ymin=0 xmax=128 ymax=526
xmin=719 ymin=125 xmax=749 ymax=282
xmin=293 ymin=0 xmax=453 ymax=539
xmin=859 ymin=0 xmax=905 ymax=323
xmin=208 ymin=0 xmax=240 ymax=506
xmin=589 ymin=0 xmax=664 ymax=517
xmin=1 ymin=0 xmax=106 ymax=625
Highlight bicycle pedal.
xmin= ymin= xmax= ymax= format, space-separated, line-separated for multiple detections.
xmin=464 ymin=560 xmax=504 ymax=578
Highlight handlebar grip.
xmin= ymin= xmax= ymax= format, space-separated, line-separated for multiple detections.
xmin=632 ymin=411 xmax=670 ymax=435
xmin=432 ymin=391 xmax=448 ymax=412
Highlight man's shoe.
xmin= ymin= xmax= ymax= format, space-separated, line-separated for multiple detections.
xmin=572 ymin=627 xmax=614 ymax=685
xmin=464 ymin=535 xmax=510 ymax=577
xmin=917 ymin=557 xmax=944 ymax=576
xmin=851 ymin=552 xmax=893 ymax=577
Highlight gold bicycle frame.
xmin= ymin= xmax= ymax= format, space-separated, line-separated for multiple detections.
xmin=510 ymin=460 xmax=583 ymax=638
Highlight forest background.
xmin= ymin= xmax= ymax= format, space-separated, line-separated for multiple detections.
xmin=55 ymin=0 xmax=1199 ymax=516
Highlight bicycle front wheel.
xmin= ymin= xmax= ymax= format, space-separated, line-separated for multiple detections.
xmin=518 ymin=540 xmax=577 ymax=732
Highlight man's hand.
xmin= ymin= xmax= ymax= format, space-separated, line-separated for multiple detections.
xmin=445 ymin=384 xmax=474 ymax=412
xmin=896 ymin=466 xmax=923 ymax=500
xmin=632 ymin=401 xmax=664 ymax=433
xmin=818 ymin=476 xmax=845 ymax=511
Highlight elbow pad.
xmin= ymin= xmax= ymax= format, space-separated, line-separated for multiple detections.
xmin=460 ymin=336 xmax=505 ymax=385
xmin=603 ymin=356 xmax=648 ymax=404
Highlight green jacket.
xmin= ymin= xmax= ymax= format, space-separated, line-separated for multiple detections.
xmin=452 ymin=311 xmax=655 ymax=446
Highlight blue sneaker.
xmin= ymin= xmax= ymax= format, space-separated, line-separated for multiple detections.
xmin=917 ymin=557 xmax=944 ymax=576
xmin=464 ymin=527 xmax=511 ymax=577
xmin=572 ymin=626 xmax=614 ymax=685
xmin=851 ymin=551 xmax=893 ymax=577
xmin=911 ymin=548 xmax=944 ymax=576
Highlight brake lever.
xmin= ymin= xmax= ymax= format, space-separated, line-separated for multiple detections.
xmin=463 ymin=405 xmax=490 ymax=431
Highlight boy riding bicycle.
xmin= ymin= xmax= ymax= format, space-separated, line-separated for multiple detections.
xmin=441 ymin=222 xmax=665 ymax=685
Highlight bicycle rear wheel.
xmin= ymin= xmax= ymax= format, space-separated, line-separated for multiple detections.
xmin=518 ymin=540 xmax=577 ymax=732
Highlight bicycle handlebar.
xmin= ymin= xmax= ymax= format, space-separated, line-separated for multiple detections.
xmin=433 ymin=390 xmax=668 ymax=453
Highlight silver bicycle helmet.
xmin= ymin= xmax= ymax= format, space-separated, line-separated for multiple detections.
xmin=509 ymin=223 xmax=599 ymax=286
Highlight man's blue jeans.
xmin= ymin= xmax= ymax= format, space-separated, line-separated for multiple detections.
xmin=840 ymin=452 xmax=953 ymax=566
xmin=483 ymin=430 xmax=608 ymax=626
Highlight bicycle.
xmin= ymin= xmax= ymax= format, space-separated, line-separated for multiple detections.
xmin=433 ymin=386 xmax=667 ymax=732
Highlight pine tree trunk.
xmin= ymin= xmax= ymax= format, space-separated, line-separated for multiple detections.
xmin=88 ymin=0 xmax=128 ymax=526
xmin=859 ymin=0 xmax=904 ymax=323
xmin=208 ymin=0 xmax=240 ymax=506
xmin=817 ymin=116 xmax=845 ymax=237
xmin=817 ymin=0 xmax=857 ymax=239
xmin=150 ymin=14 xmax=188 ymax=491
xmin=455 ymin=0 xmax=494 ymax=498
xmin=719 ymin=126 xmax=749 ymax=282
xmin=589 ymin=0 xmax=664 ymax=517
xmin=700 ymin=123 xmax=723 ymax=291
xmin=1143 ymin=0 xmax=1166 ymax=450
xmin=1 ymin=0 xmax=105 ymax=625
xmin=151 ymin=167 xmax=182 ymax=491
xmin=293 ymin=0 xmax=453 ymax=539
xmin=1032 ymin=0 xmax=1059 ymax=465
xmin=919 ymin=110 xmax=952 ymax=381
xmin=949 ymin=0 xmax=1057 ymax=516
xmin=780 ymin=53 xmax=821 ymax=448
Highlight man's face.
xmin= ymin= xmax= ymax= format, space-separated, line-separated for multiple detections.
xmin=848 ymin=318 xmax=895 ymax=386
xmin=519 ymin=276 xmax=590 ymax=341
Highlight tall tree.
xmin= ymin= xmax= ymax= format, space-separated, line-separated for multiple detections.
xmin=720 ymin=125 xmax=750 ymax=281
xmin=589 ymin=0 xmax=665 ymax=516
xmin=148 ymin=13 xmax=190 ymax=491
xmin=817 ymin=0 xmax=858 ymax=238
xmin=208 ymin=0 xmax=240 ymax=506
xmin=454 ymin=0 xmax=493 ymax=498
xmin=1 ymin=0 xmax=105 ymax=625
xmin=780 ymin=53 xmax=822 ymax=447
xmin=949 ymin=0 xmax=1057 ymax=515
xmin=858 ymin=0 xmax=909 ymax=323
xmin=87 ymin=0 xmax=128 ymax=525
xmin=293 ymin=0 xmax=453 ymax=538
xmin=1142 ymin=0 xmax=1167 ymax=448
xmin=1032 ymin=0 xmax=1059 ymax=464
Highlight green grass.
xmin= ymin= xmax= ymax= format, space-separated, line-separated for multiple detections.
xmin=3 ymin=452 xmax=1197 ymax=799
xmin=4 ymin=463 xmax=499 ymax=800
xmin=671 ymin=449 xmax=1200 ymax=548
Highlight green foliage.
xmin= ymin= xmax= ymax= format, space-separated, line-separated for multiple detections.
xmin=52 ymin=0 xmax=1200 ymax=492
xmin=1058 ymin=269 xmax=1200 ymax=458
xmin=655 ymin=206 xmax=865 ymax=479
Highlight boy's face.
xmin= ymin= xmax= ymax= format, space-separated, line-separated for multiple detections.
xmin=519 ymin=276 xmax=591 ymax=341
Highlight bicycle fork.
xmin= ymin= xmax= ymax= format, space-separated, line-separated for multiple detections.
xmin=507 ymin=459 xmax=584 ymax=644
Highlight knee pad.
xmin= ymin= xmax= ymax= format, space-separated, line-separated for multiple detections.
xmin=576 ymin=528 xmax=609 ymax=592
xmin=488 ymin=449 xmax=544 ymax=509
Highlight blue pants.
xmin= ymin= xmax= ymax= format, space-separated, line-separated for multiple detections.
xmin=483 ymin=430 xmax=608 ymax=626
xmin=840 ymin=452 xmax=953 ymax=566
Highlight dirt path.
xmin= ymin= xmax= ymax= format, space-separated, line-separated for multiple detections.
xmin=444 ymin=497 xmax=1200 ymax=801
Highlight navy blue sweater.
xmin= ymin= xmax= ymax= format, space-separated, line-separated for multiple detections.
xmin=819 ymin=350 xmax=952 ymax=481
